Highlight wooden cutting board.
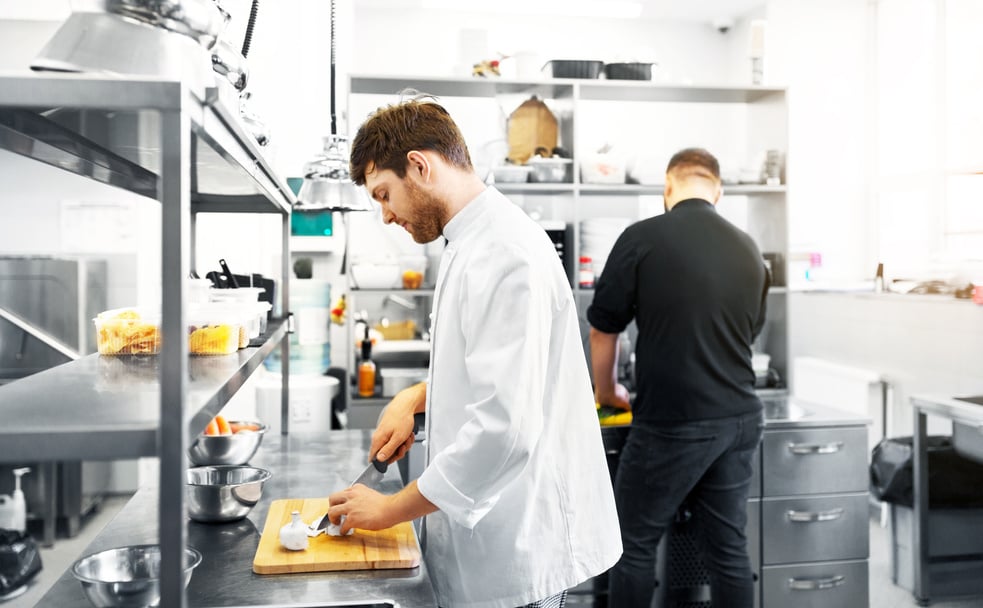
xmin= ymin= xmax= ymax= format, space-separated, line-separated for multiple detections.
xmin=252 ymin=498 xmax=421 ymax=574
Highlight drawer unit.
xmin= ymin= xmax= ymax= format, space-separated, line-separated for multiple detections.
xmin=762 ymin=427 xmax=868 ymax=496
xmin=761 ymin=493 xmax=868 ymax=564
xmin=762 ymin=559 xmax=868 ymax=608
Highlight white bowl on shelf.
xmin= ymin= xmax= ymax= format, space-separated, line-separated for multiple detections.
xmin=350 ymin=262 xmax=400 ymax=289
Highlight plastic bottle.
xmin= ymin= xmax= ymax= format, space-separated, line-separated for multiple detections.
xmin=578 ymin=256 xmax=594 ymax=288
xmin=0 ymin=467 xmax=30 ymax=532
xmin=357 ymin=326 xmax=376 ymax=398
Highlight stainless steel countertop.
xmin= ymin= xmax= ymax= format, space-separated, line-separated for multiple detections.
xmin=911 ymin=394 xmax=983 ymax=425
xmin=38 ymin=430 xmax=437 ymax=608
xmin=762 ymin=396 xmax=872 ymax=429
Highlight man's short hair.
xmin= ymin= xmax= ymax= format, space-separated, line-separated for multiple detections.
xmin=666 ymin=148 xmax=720 ymax=183
xmin=349 ymin=95 xmax=473 ymax=186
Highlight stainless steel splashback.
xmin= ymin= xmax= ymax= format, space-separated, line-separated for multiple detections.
xmin=0 ymin=256 xmax=106 ymax=382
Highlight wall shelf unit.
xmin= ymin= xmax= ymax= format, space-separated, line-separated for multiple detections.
xmin=0 ymin=72 xmax=293 ymax=607
xmin=348 ymin=74 xmax=789 ymax=385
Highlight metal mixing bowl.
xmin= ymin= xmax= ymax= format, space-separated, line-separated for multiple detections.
xmin=186 ymin=465 xmax=272 ymax=523
xmin=187 ymin=420 xmax=267 ymax=466
xmin=71 ymin=544 xmax=201 ymax=608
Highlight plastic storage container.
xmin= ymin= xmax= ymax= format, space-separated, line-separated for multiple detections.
xmin=209 ymin=286 xmax=265 ymax=304
xmin=264 ymin=280 xmax=330 ymax=375
xmin=187 ymin=307 xmax=240 ymax=355
xmin=94 ymin=308 xmax=161 ymax=355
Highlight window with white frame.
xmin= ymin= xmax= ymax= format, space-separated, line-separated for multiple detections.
xmin=873 ymin=0 xmax=983 ymax=279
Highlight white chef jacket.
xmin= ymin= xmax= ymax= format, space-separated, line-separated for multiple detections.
xmin=416 ymin=187 xmax=622 ymax=608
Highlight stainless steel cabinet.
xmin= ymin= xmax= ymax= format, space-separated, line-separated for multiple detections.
xmin=759 ymin=418 xmax=870 ymax=608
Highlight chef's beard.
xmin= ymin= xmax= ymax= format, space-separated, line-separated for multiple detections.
xmin=404 ymin=179 xmax=448 ymax=244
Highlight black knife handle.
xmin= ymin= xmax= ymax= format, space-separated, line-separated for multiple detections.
xmin=219 ymin=258 xmax=241 ymax=288
xmin=372 ymin=458 xmax=388 ymax=474
xmin=412 ymin=412 xmax=426 ymax=435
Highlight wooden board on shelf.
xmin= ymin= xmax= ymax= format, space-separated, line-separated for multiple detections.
xmin=253 ymin=497 xmax=421 ymax=574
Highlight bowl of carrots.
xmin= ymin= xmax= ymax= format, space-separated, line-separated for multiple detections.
xmin=188 ymin=414 xmax=267 ymax=466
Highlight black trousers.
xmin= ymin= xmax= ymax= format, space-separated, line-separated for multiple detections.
xmin=608 ymin=411 xmax=763 ymax=608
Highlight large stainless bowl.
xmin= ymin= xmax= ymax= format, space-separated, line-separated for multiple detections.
xmin=186 ymin=465 xmax=272 ymax=523
xmin=187 ymin=420 xmax=267 ymax=466
xmin=71 ymin=544 xmax=201 ymax=608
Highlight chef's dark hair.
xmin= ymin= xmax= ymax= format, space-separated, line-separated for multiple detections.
xmin=666 ymin=147 xmax=720 ymax=182
xmin=350 ymin=92 xmax=473 ymax=186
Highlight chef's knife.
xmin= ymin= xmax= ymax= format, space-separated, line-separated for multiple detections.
xmin=312 ymin=414 xmax=424 ymax=535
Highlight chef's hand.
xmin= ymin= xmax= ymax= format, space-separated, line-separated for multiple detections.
xmin=595 ymin=382 xmax=632 ymax=411
xmin=328 ymin=485 xmax=396 ymax=534
xmin=370 ymin=382 xmax=426 ymax=464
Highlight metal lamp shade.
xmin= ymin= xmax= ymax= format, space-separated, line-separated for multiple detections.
xmin=296 ymin=135 xmax=372 ymax=212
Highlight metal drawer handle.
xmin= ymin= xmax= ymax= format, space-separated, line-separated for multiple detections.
xmin=788 ymin=574 xmax=846 ymax=591
xmin=786 ymin=507 xmax=845 ymax=522
xmin=788 ymin=441 xmax=843 ymax=455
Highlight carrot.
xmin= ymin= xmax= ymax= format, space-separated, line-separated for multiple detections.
xmin=214 ymin=415 xmax=232 ymax=436
xmin=204 ymin=418 xmax=220 ymax=436
xmin=230 ymin=422 xmax=259 ymax=433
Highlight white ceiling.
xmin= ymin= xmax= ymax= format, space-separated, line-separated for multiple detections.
xmin=639 ymin=0 xmax=765 ymax=22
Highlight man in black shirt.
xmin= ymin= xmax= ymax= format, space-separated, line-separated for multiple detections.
xmin=588 ymin=148 xmax=768 ymax=608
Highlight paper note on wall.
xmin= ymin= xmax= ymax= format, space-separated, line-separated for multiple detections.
xmin=60 ymin=200 xmax=137 ymax=253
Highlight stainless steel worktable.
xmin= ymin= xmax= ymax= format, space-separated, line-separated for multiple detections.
xmin=38 ymin=430 xmax=437 ymax=607
xmin=909 ymin=394 xmax=983 ymax=606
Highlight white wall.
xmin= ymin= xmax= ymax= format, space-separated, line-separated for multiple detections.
xmin=790 ymin=292 xmax=983 ymax=438
xmin=763 ymin=0 xmax=871 ymax=282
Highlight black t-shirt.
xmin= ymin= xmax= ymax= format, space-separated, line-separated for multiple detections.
xmin=587 ymin=198 xmax=769 ymax=423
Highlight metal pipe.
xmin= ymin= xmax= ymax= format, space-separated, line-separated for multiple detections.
xmin=0 ymin=306 xmax=80 ymax=361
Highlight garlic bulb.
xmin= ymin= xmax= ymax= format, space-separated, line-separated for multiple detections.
xmin=279 ymin=510 xmax=309 ymax=551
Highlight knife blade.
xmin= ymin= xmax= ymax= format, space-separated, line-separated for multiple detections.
xmin=350 ymin=458 xmax=389 ymax=489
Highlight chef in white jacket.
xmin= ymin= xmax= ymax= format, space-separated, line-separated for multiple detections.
xmin=328 ymin=99 xmax=621 ymax=608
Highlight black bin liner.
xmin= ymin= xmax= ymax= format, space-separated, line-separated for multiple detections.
xmin=870 ymin=435 xmax=983 ymax=508
xmin=0 ymin=529 xmax=42 ymax=597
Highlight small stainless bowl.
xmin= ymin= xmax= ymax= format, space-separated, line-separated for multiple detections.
xmin=187 ymin=420 xmax=267 ymax=466
xmin=186 ymin=465 xmax=271 ymax=523
xmin=71 ymin=544 xmax=201 ymax=608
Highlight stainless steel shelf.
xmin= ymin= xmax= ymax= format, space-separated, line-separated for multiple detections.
xmin=496 ymin=182 xmax=576 ymax=194
xmin=0 ymin=319 xmax=287 ymax=463
xmin=349 ymin=74 xmax=785 ymax=105
xmin=349 ymin=288 xmax=435 ymax=296
xmin=350 ymin=74 xmax=575 ymax=99
xmin=577 ymin=183 xmax=787 ymax=196
xmin=577 ymin=81 xmax=786 ymax=103
xmin=0 ymin=73 xmax=295 ymax=213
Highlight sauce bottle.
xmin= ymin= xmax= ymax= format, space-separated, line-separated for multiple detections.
xmin=357 ymin=326 xmax=376 ymax=397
